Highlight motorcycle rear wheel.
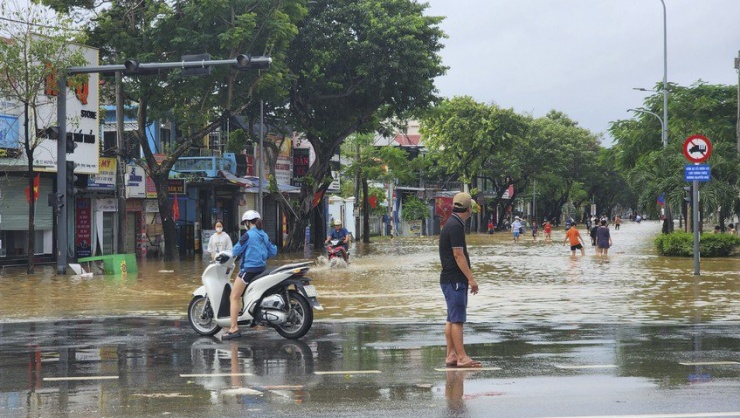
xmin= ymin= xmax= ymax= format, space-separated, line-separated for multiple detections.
xmin=274 ymin=290 xmax=313 ymax=340
xmin=188 ymin=295 xmax=221 ymax=336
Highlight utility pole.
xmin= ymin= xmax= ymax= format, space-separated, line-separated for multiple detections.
xmin=115 ymin=70 xmax=127 ymax=254
xmin=735 ymin=50 xmax=740 ymax=154
xmin=354 ymin=140 xmax=361 ymax=240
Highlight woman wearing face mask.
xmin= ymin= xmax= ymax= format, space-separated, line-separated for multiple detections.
xmin=207 ymin=221 xmax=233 ymax=260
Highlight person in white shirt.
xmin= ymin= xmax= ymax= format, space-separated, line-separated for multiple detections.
xmin=207 ymin=221 xmax=233 ymax=260
xmin=511 ymin=216 xmax=522 ymax=243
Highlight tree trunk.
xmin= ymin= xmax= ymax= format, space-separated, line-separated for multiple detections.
xmin=26 ymin=166 xmax=36 ymax=274
xmin=153 ymin=173 xmax=178 ymax=261
xmin=25 ymin=102 xmax=35 ymax=274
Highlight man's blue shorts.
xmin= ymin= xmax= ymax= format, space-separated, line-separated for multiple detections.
xmin=441 ymin=282 xmax=468 ymax=323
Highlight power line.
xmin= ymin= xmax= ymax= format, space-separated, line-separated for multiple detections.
xmin=0 ymin=15 xmax=68 ymax=31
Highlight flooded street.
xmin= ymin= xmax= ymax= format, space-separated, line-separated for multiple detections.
xmin=0 ymin=221 xmax=738 ymax=324
xmin=0 ymin=221 xmax=738 ymax=418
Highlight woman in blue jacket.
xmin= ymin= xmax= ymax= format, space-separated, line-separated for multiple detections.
xmin=223 ymin=210 xmax=278 ymax=340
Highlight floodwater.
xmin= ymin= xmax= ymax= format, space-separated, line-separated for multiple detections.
xmin=0 ymin=221 xmax=738 ymax=324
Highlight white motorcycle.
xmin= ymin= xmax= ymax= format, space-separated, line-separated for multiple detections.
xmin=187 ymin=251 xmax=322 ymax=340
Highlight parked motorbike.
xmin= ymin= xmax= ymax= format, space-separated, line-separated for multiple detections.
xmin=326 ymin=239 xmax=349 ymax=267
xmin=187 ymin=251 xmax=322 ymax=340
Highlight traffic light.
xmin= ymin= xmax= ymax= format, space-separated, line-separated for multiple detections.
xmin=66 ymin=161 xmax=75 ymax=199
xmin=65 ymin=133 xmax=77 ymax=153
xmin=235 ymin=54 xmax=272 ymax=71
xmin=683 ymin=186 xmax=692 ymax=205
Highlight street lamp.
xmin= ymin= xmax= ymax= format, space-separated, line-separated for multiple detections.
xmin=632 ymin=0 xmax=668 ymax=148
xmin=660 ymin=0 xmax=668 ymax=150
xmin=628 ymin=108 xmax=665 ymax=146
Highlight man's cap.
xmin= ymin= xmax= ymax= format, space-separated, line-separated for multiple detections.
xmin=333 ymin=219 xmax=342 ymax=226
xmin=515 ymin=216 xmax=520 ymax=219
xmin=452 ymin=192 xmax=472 ymax=210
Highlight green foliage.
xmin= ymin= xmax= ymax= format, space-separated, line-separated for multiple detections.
xmin=610 ymin=82 xmax=740 ymax=221
xmin=655 ymin=232 xmax=740 ymax=257
xmin=421 ymin=96 xmax=528 ymax=187
xmin=401 ymin=196 xmax=428 ymax=222
xmin=225 ymin=129 xmax=249 ymax=154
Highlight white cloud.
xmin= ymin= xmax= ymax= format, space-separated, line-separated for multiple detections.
xmin=425 ymin=0 xmax=740 ymax=145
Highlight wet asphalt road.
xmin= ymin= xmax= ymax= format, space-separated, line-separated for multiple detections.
xmin=0 ymin=318 xmax=738 ymax=418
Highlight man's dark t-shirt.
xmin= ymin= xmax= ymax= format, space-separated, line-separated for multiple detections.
xmin=439 ymin=213 xmax=470 ymax=284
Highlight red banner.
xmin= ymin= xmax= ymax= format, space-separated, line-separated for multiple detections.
xmin=25 ymin=174 xmax=40 ymax=203
xmin=435 ymin=196 xmax=453 ymax=227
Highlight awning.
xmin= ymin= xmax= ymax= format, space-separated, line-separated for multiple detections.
xmin=219 ymin=170 xmax=255 ymax=187
xmin=243 ymin=176 xmax=301 ymax=194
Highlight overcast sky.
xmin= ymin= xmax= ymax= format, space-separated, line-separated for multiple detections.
xmin=423 ymin=0 xmax=740 ymax=146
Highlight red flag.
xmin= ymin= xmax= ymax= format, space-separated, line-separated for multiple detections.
xmin=172 ymin=194 xmax=180 ymax=221
xmin=312 ymin=190 xmax=325 ymax=208
xmin=368 ymin=195 xmax=377 ymax=209
xmin=25 ymin=174 xmax=40 ymax=203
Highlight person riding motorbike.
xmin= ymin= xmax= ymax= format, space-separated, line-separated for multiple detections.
xmin=223 ymin=210 xmax=278 ymax=340
xmin=325 ymin=219 xmax=350 ymax=261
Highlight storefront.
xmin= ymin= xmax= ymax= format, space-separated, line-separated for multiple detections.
xmin=0 ymin=174 xmax=55 ymax=263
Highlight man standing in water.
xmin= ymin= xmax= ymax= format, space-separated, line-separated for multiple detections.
xmin=439 ymin=192 xmax=481 ymax=368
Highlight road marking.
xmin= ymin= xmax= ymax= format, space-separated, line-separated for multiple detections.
xmin=261 ymin=385 xmax=304 ymax=390
xmin=554 ymin=364 xmax=618 ymax=370
xmin=537 ymin=413 xmax=740 ymax=418
xmin=314 ymin=370 xmax=382 ymax=375
xmin=179 ymin=373 xmax=253 ymax=378
xmin=435 ymin=367 xmax=501 ymax=372
xmin=679 ymin=361 xmax=739 ymax=366
xmin=221 ymin=387 xmax=263 ymax=396
xmin=43 ymin=376 xmax=119 ymax=381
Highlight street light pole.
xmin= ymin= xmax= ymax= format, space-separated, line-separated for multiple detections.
xmin=628 ymin=108 xmax=664 ymax=135
xmin=660 ymin=0 xmax=668 ymax=149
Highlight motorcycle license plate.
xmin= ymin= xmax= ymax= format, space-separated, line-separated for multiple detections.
xmin=303 ymin=285 xmax=318 ymax=297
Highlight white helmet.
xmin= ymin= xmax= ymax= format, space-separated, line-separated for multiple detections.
xmin=242 ymin=210 xmax=260 ymax=222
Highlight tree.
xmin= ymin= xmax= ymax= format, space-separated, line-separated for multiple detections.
xmin=46 ymin=0 xmax=305 ymax=259
xmin=610 ymin=81 xmax=739 ymax=229
xmin=283 ymin=0 xmax=446 ymax=250
xmin=0 ymin=2 xmax=86 ymax=273
xmin=341 ymin=133 xmax=414 ymax=243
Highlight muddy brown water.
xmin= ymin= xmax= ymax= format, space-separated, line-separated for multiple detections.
xmin=0 ymin=221 xmax=737 ymax=324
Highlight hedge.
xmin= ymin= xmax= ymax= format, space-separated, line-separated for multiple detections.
xmin=655 ymin=231 xmax=740 ymax=257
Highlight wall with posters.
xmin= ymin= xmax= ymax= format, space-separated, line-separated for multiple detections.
xmin=75 ymin=198 xmax=92 ymax=258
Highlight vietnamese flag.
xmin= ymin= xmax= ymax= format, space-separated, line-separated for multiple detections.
xmin=172 ymin=194 xmax=180 ymax=221
xmin=25 ymin=174 xmax=40 ymax=203
xmin=368 ymin=195 xmax=377 ymax=209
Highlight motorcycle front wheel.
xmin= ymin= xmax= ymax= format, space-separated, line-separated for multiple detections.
xmin=274 ymin=290 xmax=313 ymax=340
xmin=188 ymin=295 xmax=221 ymax=336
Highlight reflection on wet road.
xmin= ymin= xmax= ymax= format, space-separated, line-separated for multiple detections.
xmin=0 ymin=221 xmax=736 ymax=324
xmin=0 ymin=319 xmax=737 ymax=417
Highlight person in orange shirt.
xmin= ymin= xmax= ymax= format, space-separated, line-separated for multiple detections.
xmin=563 ymin=222 xmax=586 ymax=256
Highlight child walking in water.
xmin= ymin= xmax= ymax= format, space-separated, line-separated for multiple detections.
xmin=543 ymin=219 xmax=552 ymax=243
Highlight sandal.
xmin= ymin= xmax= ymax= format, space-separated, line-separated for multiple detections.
xmin=222 ymin=330 xmax=242 ymax=340
xmin=456 ymin=359 xmax=482 ymax=368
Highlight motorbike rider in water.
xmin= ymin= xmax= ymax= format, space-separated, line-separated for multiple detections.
xmin=325 ymin=219 xmax=350 ymax=261
xmin=223 ymin=210 xmax=278 ymax=340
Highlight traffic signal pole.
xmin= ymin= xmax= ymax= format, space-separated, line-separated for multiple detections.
xmin=56 ymin=74 xmax=68 ymax=274
xmin=55 ymin=55 xmax=271 ymax=274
